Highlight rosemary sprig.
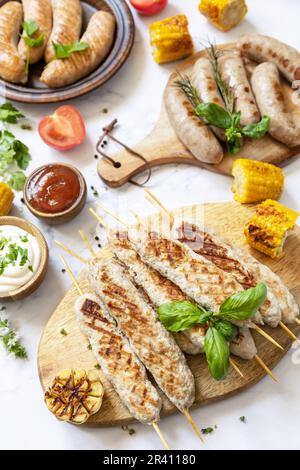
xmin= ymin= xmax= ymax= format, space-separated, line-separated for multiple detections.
xmin=207 ymin=43 xmax=235 ymax=115
xmin=0 ymin=316 xmax=27 ymax=359
xmin=174 ymin=74 xmax=202 ymax=109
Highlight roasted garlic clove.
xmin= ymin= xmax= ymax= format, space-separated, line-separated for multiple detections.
xmin=45 ymin=369 xmax=104 ymax=424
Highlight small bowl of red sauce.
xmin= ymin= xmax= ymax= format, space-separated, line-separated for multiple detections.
xmin=24 ymin=163 xmax=87 ymax=224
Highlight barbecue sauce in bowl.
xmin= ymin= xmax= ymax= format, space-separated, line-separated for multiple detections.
xmin=24 ymin=164 xmax=87 ymax=224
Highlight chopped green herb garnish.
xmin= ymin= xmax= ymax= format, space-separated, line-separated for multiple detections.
xmin=94 ymin=364 xmax=100 ymax=370
xmin=87 ymin=344 xmax=92 ymax=350
xmin=121 ymin=425 xmax=136 ymax=436
xmin=20 ymin=124 xmax=32 ymax=131
xmin=201 ymin=427 xmax=214 ymax=435
xmin=239 ymin=416 xmax=246 ymax=423
xmin=0 ymin=316 xmax=27 ymax=359
xmin=60 ymin=328 xmax=67 ymax=336
xmin=28 ymin=265 xmax=33 ymax=272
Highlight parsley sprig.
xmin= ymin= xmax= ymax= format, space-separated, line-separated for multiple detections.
xmin=0 ymin=315 xmax=27 ymax=359
xmin=21 ymin=20 xmax=45 ymax=74
xmin=53 ymin=41 xmax=89 ymax=60
xmin=0 ymin=103 xmax=31 ymax=191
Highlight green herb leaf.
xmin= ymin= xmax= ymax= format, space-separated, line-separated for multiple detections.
xmin=0 ymin=103 xmax=24 ymax=124
xmin=12 ymin=139 xmax=31 ymax=170
xmin=242 ymin=116 xmax=271 ymax=139
xmin=225 ymin=113 xmax=243 ymax=155
xmin=239 ymin=416 xmax=246 ymax=423
xmin=213 ymin=320 xmax=237 ymax=341
xmin=5 ymin=171 xmax=26 ymax=191
xmin=22 ymin=20 xmax=39 ymax=37
xmin=195 ymin=102 xmax=232 ymax=129
xmin=23 ymin=34 xmax=45 ymax=48
xmin=158 ymin=300 xmax=211 ymax=332
xmin=216 ymin=283 xmax=267 ymax=321
xmin=201 ymin=427 xmax=214 ymax=434
xmin=204 ymin=326 xmax=230 ymax=380
xmin=0 ymin=316 xmax=27 ymax=359
xmin=53 ymin=41 xmax=89 ymax=60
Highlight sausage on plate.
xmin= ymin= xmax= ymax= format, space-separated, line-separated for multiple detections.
xmin=164 ymin=81 xmax=224 ymax=164
xmin=18 ymin=0 xmax=52 ymax=64
xmin=41 ymin=11 xmax=115 ymax=88
xmin=239 ymin=34 xmax=300 ymax=83
xmin=44 ymin=0 xmax=82 ymax=63
xmin=0 ymin=2 xmax=27 ymax=84
xmin=218 ymin=49 xmax=260 ymax=126
xmin=251 ymin=62 xmax=300 ymax=147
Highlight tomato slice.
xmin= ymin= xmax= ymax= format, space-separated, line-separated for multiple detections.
xmin=38 ymin=105 xmax=86 ymax=151
xmin=129 ymin=0 xmax=167 ymax=16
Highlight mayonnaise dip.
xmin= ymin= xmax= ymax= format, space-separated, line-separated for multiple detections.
xmin=0 ymin=225 xmax=41 ymax=294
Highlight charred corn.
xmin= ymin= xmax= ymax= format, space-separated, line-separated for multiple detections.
xmin=199 ymin=0 xmax=248 ymax=32
xmin=232 ymin=159 xmax=284 ymax=204
xmin=149 ymin=14 xmax=193 ymax=64
xmin=244 ymin=199 xmax=299 ymax=259
xmin=0 ymin=182 xmax=14 ymax=216
xmin=45 ymin=369 xmax=104 ymax=424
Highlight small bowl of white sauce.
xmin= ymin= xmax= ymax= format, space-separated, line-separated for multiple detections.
xmin=0 ymin=217 xmax=48 ymax=301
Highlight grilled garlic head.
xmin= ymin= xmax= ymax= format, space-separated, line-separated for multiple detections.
xmin=44 ymin=369 xmax=104 ymax=424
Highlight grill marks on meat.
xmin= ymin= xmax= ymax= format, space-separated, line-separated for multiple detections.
xmin=74 ymin=293 xmax=161 ymax=424
xmin=176 ymin=222 xmax=281 ymax=327
xmin=88 ymin=258 xmax=195 ymax=412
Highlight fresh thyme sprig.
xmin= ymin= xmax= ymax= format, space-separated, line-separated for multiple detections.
xmin=0 ymin=315 xmax=27 ymax=359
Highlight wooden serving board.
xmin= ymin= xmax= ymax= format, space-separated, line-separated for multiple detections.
xmin=38 ymin=202 xmax=300 ymax=427
xmin=98 ymin=44 xmax=300 ymax=187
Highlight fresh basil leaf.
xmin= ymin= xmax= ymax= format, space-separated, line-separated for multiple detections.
xmin=204 ymin=326 xmax=230 ymax=380
xmin=195 ymin=102 xmax=232 ymax=129
xmin=23 ymin=34 xmax=44 ymax=48
xmin=0 ymin=103 xmax=24 ymax=124
xmin=22 ymin=20 xmax=39 ymax=37
xmin=213 ymin=320 xmax=237 ymax=341
xmin=216 ymin=283 xmax=267 ymax=321
xmin=158 ymin=300 xmax=211 ymax=332
xmin=5 ymin=171 xmax=26 ymax=191
xmin=225 ymin=123 xmax=243 ymax=155
xmin=242 ymin=116 xmax=271 ymax=139
xmin=53 ymin=41 xmax=89 ymax=60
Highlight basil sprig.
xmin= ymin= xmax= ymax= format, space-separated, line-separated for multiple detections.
xmin=158 ymin=283 xmax=267 ymax=380
xmin=195 ymin=103 xmax=270 ymax=155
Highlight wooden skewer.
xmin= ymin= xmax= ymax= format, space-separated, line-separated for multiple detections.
xmin=130 ymin=209 xmax=143 ymax=226
xmin=89 ymin=208 xmax=109 ymax=230
xmin=79 ymin=230 xmax=96 ymax=257
xmin=152 ymin=422 xmax=171 ymax=450
xmin=144 ymin=189 xmax=174 ymax=224
xmin=279 ymin=321 xmax=300 ymax=346
xmin=54 ymin=240 xmax=87 ymax=264
xmin=97 ymin=202 xmax=129 ymax=228
xmin=254 ymin=355 xmax=278 ymax=382
xmin=295 ymin=318 xmax=300 ymax=326
xmin=252 ymin=325 xmax=284 ymax=350
xmin=229 ymin=357 xmax=244 ymax=378
xmin=183 ymin=409 xmax=204 ymax=444
xmin=60 ymin=253 xmax=171 ymax=451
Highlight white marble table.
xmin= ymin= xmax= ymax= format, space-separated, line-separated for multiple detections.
xmin=1 ymin=0 xmax=300 ymax=451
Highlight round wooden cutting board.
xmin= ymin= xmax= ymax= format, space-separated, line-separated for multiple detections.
xmin=38 ymin=202 xmax=300 ymax=426
xmin=98 ymin=44 xmax=300 ymax=187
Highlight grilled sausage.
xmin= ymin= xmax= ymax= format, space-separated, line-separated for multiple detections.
xmin=218 ymin=50 xmax=260 ymax=126
xmin=191 ymin=56 xmax=226 ymax=141
xmin=0 ymin=2 xmax=27 ymax=84
xmin=41 ymin=11 xmax=115 ymax=88
xmin=239 ymin=34 xmax=300 ymax=83
xmin=251 ymin=62 xmax=300 ymax=147
xmin=164 ymin=81 xmax=224 ymax=164
xmin=109 ymin=231 xmax=202 ymax=355
xmin=230 ymin=327 xmax=257 ymax=360
xmin=18 ymin=0 xmax=52 ymax=64
xmin=175 ymin=222 xmax=281 ymax=327
xmin=88 ymin=257 xmax=195 ymax=412
xmin=75 ymin=293 xmax=161 ymax=424
xmin=44 ymin=0 xmax=82 ymax=63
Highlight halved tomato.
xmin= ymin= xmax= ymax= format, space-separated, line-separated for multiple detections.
xmin=129 ymin=0 xmax=167 ymax=16
xmin=38 ymin=105 xmax=86 ymax=151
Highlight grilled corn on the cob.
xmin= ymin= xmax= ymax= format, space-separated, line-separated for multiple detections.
xmin=232 ymin=159 xmax=284 ymax=204
xmin=45 ymin=369 xmax=104 ymax=424
xmin=149 ymin=14 xmax=194 ymax=64
xmin=0 ymin=182 xmax=14 ymax=216
xmin=199 ymin=0 xmax=248 ymax=32
xmin=244 ymin=199 xmax=299 ymax=259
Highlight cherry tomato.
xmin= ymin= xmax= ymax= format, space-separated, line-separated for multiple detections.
xmin=129 ymin=0 xmax=167 ymax=16
xmin=38 ymin=105 xmax=86 ymax=151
